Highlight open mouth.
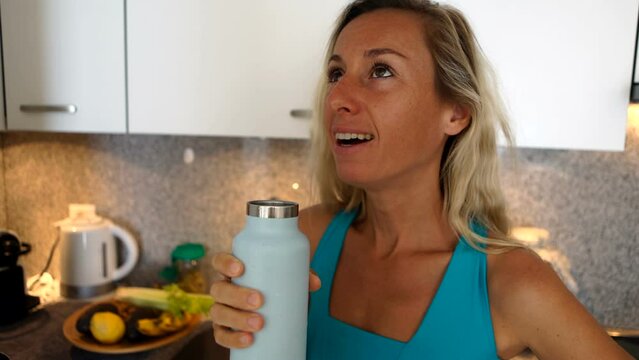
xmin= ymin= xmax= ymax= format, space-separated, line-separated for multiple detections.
xmin=335 ymin=132 xmax=375 ymax=147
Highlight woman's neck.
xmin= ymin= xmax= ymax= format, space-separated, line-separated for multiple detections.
xmin=358 ymin=169 xmax=458 ymax=258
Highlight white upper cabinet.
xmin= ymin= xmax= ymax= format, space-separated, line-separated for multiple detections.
xmin=1 ymin=0 xmax=634 ymax=149
xmin=1 ymin=0 xmax=126 ymax=133
xmin=448 ymin=0 xmax=638 ymax=151
xmin=127 ymin=0 xmax=348 ymax=138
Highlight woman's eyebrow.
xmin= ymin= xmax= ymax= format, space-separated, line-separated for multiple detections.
xmin=364 ymin=48 xmax=408 ymax=59
xmin=328 ymin=54 xmax=343 ymax=64
xmin=328 ymin=48 xmax=408 ymax=64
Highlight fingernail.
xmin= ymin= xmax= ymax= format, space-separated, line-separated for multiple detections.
xmin=247 ymin=293 xmax=260 ymax=307
xmin=240 ymin=334 xmax=251 ymax=345
xmin=230 ymin=263 xmax=241 ymax=275
xmin=247 ymin=316 xmax=261 ymax=330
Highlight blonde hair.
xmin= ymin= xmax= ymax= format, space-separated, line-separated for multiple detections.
xmin=310 ymin=0 xmax=522 ymax=252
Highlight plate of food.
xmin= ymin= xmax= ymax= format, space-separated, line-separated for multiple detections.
xmin=62 ymin=285 xmax=214 ymax=354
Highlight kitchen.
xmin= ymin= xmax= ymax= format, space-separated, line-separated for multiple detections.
xmin=0 ymin=0 xmax=638 ymax=359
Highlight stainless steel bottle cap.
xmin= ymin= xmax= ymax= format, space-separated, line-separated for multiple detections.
xmin=247 ymin=200 xmax=299 ymax=218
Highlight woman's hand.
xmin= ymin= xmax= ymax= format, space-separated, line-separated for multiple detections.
xmin=210 ymin=252 xmax=321 ymax=349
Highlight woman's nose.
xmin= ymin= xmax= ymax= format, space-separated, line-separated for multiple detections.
xmin=326 ymin=77 xmax=360 ymax=115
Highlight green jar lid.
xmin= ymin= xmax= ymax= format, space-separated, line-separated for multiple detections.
xmin=171 ymin=242 xmax=205 ymax=261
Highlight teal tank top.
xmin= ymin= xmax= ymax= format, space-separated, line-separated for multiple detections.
xmin=307 ymin=209 xmax=498 ymax=359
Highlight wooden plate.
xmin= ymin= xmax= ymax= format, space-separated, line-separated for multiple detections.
xmin=62 ymin=302 xmax=201 ymax=354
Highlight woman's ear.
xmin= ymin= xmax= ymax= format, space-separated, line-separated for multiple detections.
xmin=444 ymin=104 xmax=471 ymax=136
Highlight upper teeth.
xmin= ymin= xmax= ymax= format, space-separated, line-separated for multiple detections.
xmin=335 ymin=133 xmax=373 ymax=140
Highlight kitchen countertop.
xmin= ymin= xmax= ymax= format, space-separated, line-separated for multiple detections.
xmin=0 ymin=301 xmax=213 ymax=360
xmin=0 ymin=301 xmax=536 ymax=360
xmin=2 ymin=301 xmax=633 ymax=359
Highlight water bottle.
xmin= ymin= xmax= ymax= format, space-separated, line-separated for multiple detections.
xmin=231 ymin=200 xmax=310 ymax=360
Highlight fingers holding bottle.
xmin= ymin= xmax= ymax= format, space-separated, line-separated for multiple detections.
xmin=212 ymin=252 xmax=244 ymax=279
xmin=210 ymin=301 xmax=264 ymax=349
xmin=210 ymin=252 xmax=265 ymax=349
xmin=309 ymin=269 xmax=322 ymax=293
xmin=210 ymin=280 xmax=264 ymax=312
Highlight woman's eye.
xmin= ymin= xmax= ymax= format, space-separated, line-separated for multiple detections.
xmin=328 ymin=68 xmax=343 ymax=83
xmin=371 ymin=64 xmax=393 ymax=79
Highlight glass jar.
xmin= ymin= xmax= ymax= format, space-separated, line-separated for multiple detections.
xmin=172 ymin=243 xmax=207 ymax=293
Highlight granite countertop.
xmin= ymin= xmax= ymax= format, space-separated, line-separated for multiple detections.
xmin=0 ymin=301 xmax=213 ymax=360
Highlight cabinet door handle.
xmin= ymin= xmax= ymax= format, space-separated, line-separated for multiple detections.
xmin=20 ymin=105 xmax=77 ymax=114
xmin=290 ymin=109 xmax=313 ymax=119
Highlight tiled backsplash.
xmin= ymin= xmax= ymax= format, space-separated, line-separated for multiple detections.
xmin=3 ymin=133 xmax=312 ymax=288
xmin=1 ymin=129 xmax=637 ymax=328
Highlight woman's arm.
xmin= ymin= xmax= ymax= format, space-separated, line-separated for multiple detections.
xmin=488 ymin=248 xmax=632 ymax=360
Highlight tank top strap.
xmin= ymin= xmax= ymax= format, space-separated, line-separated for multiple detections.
xmin=470 ymin=219 xmax=489 ymax=238
xmin=310 ymin=208 xmax=359 ymax=290
xmin=308 ymin=208 xmax=358 ymax=335
xmin=398 ymin=220 xmax=498 ymax=359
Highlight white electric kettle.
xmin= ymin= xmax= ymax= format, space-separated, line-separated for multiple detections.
xmin=56 ymin=204 xmax=139 ymax=299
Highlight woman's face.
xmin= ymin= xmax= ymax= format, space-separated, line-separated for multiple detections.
xmin=325 ymin=9 xmax=468 ymax=190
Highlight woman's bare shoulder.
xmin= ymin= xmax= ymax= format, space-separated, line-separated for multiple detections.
xmin=487 ymin=246 xmax=551 ymax=297
xmin=299 ymin=204 xmax=338 ymax=258
xmin=486 ymin=247 xmax=630 ymax=359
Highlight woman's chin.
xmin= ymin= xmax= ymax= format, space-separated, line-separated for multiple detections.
xmin=336 ymin=168 xmax=378 ymax=189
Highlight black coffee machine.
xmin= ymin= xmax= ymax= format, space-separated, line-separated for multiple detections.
xmin=0 ymin=231 xmax=40 ymax=325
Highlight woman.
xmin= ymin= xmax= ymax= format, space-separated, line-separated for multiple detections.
xmin=210 ymin=0 xmax=632 ymax=358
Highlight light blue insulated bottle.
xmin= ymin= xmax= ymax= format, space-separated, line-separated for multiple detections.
xmin=231 ymin=200 xmax=310 ymax=360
